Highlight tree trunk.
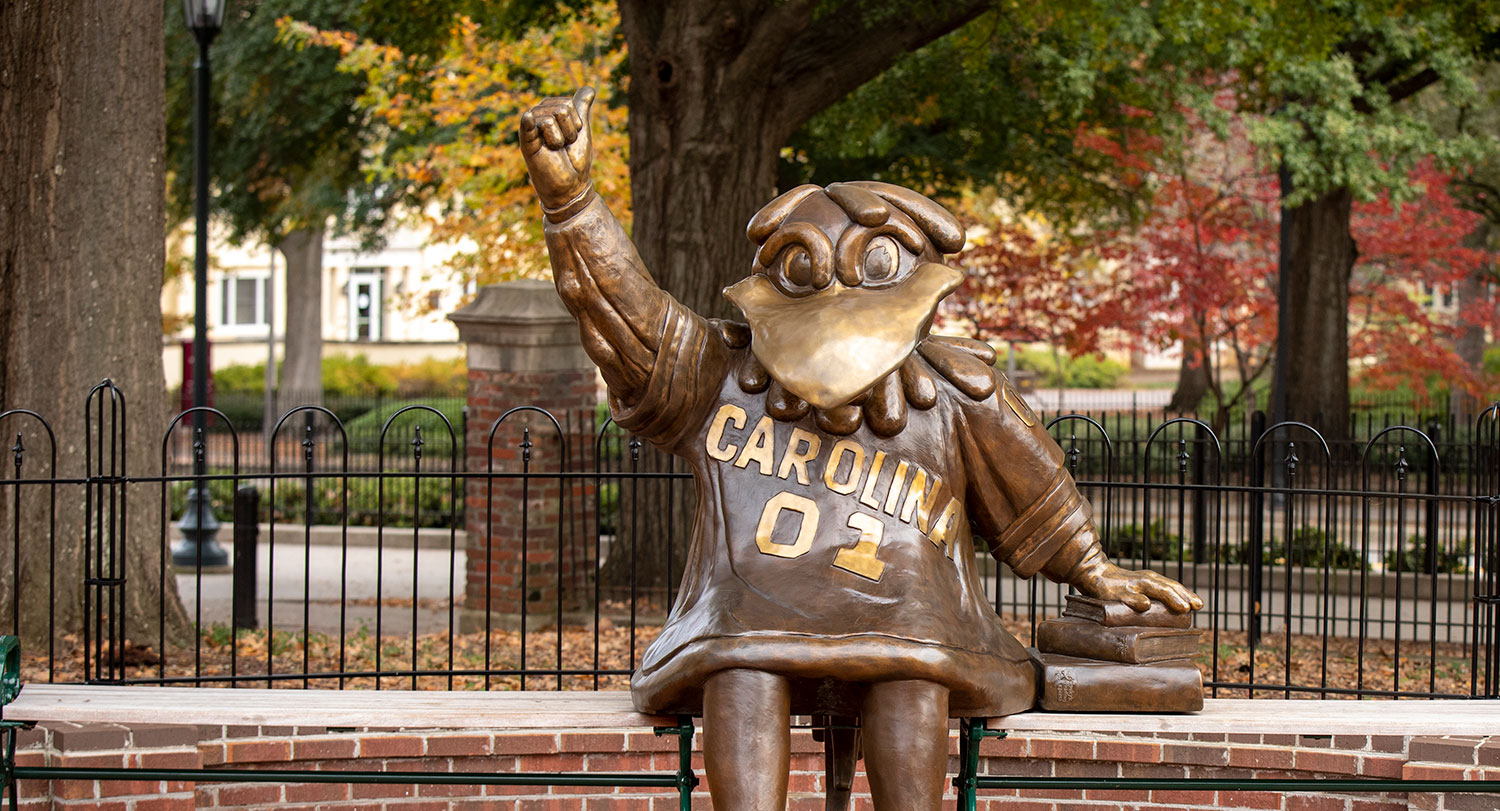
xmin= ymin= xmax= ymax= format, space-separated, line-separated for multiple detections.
xmin=1167 ymin=346 xmax=1211 ymax=413
xmin=277 ymin=227 xmax=324 ymax=413
xmin=618 ymin=13 xmax=784 ymax=320
xmin=1450 ymin=221 xmax=1490 ymax=426
xmin=0 ymin=0 xmax=191 ymax=654
xmin=1271 ymin=182 xmax=1357 ymax=442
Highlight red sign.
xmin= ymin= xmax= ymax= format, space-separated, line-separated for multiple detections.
xmin=180 ymin=339 xmax=215 ymax=413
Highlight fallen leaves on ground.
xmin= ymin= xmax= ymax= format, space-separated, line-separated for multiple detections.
xmin=1190 ymin=629 xmax=1477 ymax=698
xmin=18 ymin=615 xmax=1484 ymax=698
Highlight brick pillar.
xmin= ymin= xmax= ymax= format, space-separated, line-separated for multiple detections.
xmin=449 ymin=280 xmax=597 ymax=628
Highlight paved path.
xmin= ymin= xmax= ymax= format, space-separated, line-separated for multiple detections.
xmin=175 ymin=540 xmax=465 ymax=636
xmin=1022 ymin=388 xmax=1174 ymax=413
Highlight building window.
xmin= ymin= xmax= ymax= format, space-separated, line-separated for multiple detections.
xmin=219 ymin=273 xmax=268 ymax=327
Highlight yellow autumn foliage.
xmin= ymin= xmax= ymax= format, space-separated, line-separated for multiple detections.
xmin=280 ymin=4 xmax=629 ymax=300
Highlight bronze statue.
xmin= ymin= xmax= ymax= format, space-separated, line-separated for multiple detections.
xmin=522 ymin=87 xmax=1202 ymax=811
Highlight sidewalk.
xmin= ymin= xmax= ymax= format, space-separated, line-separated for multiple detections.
xmin=174 ymin=535 xmax=465 ymax=636
xmin=1022 ymin=387 xmax=1173 ymax=413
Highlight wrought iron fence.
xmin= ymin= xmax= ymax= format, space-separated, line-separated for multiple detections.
xmin=0 ymin=381 xmax=1496 ymax=699
xmin=186 ymin=390 xmax=469 ymax=477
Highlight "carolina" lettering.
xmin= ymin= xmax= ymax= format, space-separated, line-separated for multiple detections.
xmin=705 ymin=402 xmax=959 ymax=555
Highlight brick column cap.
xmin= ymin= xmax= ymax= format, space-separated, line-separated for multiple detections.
xmin=449 ymin=280 xmax=594 ymax=373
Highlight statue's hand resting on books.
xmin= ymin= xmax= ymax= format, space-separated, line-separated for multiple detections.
xmin=1069 ymin=547 xmax=1203 ymax=614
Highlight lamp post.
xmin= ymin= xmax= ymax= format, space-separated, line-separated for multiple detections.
xmin=174 ymin=0 xmax=230 ymax=569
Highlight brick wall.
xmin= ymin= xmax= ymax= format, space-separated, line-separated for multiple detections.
xmin=463 ymin=366 xmax=597 ymax=619
xmin=12 ymin=720 xmax=1496 ymax=810
xmin=450 ymin=280 xmax=600 ymax=623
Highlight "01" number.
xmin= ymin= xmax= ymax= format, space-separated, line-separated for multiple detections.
xmin=753 ymin=491 xmax=887 ymax=582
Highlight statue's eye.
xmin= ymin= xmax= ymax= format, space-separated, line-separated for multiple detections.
xmin=863 ymin=236 xmax=900 ymax=283
xmin=784 ymin=247 xmax=815 ymax=288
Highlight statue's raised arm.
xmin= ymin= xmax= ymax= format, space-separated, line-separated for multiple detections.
xmin=520 ymin=87 xmax=675 ymax=407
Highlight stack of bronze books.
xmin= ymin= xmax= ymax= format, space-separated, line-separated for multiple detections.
xmin=1030 ymin=594 xmax=1204 ymax=713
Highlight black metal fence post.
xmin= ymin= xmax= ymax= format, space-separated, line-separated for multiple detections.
xmin=1247 ymin=409 xmax=1267 ymax=651
xmin=233 ymin=486 xmax=259 ymax=630
xmin=1191 ymin=437 xmax=1208 ymax=562
xmin=1425 ymin=421 xmax=1440 ymax=574
xmin=1477 ymin=405 xmax=1499 ymax=698
xmin=83 ymin=381 xmax=128 ymax=684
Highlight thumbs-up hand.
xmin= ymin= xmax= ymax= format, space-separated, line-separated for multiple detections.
xmin=520 ymin=86 xmax=597 ymax=213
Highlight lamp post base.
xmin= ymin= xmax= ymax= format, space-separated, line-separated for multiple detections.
xmin=171 ymin=537 xmax=230 ymax=570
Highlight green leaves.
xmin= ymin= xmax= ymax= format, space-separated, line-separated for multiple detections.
xmin=785 ymin=6 xmax=1186 ymax=231
xmin=1217 ymin=0 xmax=1499 ymax=204
xmin=791 ymin=0 xmax=1500 ymax=223
xmin=281 ymin=5 xmax=628 ymax=287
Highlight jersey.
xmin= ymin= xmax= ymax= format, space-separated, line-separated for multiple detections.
xmin=544 ymin=195 xmax=1102 ymax=719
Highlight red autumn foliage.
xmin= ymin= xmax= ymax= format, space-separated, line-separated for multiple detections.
xmin=949 ymin=104 xmax=1494 ymax=409
xmin=1349 ymin=160 xmax=1491 ymax=402
xmin=945 ymin=217 xmax=1124 ymax=358
xmin=1107 ymin=116 xmax=1280 ymax=417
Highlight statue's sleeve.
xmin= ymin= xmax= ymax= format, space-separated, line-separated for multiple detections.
xmin=958 ymin=373 xmax=1108 ymax=582
xmin=544 ymin=193 xmax=730 ymax=450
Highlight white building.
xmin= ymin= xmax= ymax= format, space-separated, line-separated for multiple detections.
xmin=162 ymin=222 xmax=469 ymax=387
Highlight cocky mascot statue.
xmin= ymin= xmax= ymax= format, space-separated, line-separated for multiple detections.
xmin=522 ymin=88 xmax=1202 ymax=811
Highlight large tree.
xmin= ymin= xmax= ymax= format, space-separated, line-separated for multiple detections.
xmin=1 ymin=1 xmax=190 ymax=650
xmin=1224 ymin=3 xmax=1500 ymax=438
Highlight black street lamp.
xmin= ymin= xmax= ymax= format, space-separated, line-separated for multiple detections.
xmin=174 ymin=0 xmax=230 ymax=569
xmin=185 ymin=0 xmax=224 ymax=419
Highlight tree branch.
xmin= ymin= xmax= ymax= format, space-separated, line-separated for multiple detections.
xmin=1352 ymin=64 xmax=1440 ymax=113
xmin=1362 ymin=56 xmax=1418 ymax=91
xmin=728 ymin=1 xmax=817 ymax=82
xmin=762 ymin=1 xmax=990 ymax=139
xmin=1452 ymin=177 xmax=1500 ymax=223
xmin=1381 ymin=66 xmax=1441 ymax=104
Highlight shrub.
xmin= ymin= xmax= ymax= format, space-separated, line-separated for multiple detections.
xmin=1383 ymin=534 xmax=1471 ymax=574
xmin=1258 ymin=526 xmax=1367 ymax=571
xmin=1107 ymin=519 xmax=1189 ymax=562
xmin=167 ymin=478 xmax=239 ymax=522
xmin=204 ymin=356 xmax=464 ymax=430
xmin=213 ymin=363 xmax=268 ymax=395
xmin=168 ymin=474 xmax=459 ymax=529
xmin=1016 ymin=349 xmax=1127 ymax=389
xmin=338 ymin=476 xmax=461 ymax=528
xmin=343 ymin=397 xmax=465 ymax=458
xmin=389 ymin=356 xmax=466 ymax=397
xmin=322 ymin=355 xmax=398 ymax=398
xmin=208 ymin=354 xmax=452 ymax=400
xmin=205 ymin=391 xmax=271 ymax=432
